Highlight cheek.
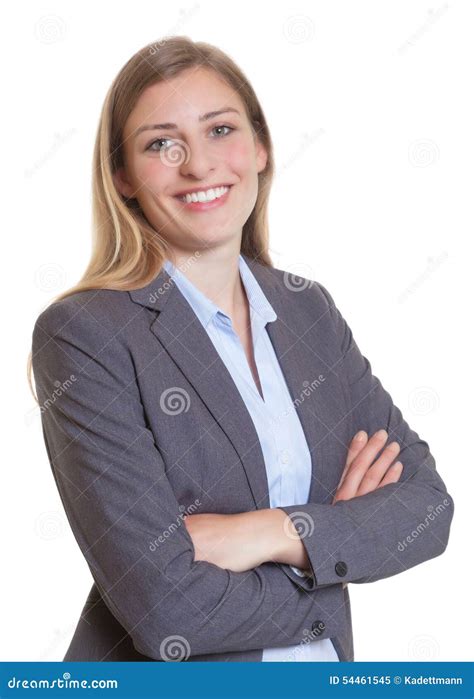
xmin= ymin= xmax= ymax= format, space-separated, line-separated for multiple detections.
xmin=225 ymin=140 xmax=256 ymax=173
xmin=133 ymin=157 xmax=173 ymax=192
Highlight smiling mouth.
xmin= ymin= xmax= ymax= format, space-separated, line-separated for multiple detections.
xmin=174 ymin=184 xmax=232 ymax=203
xmin=173 ymin=185 xmax=234 ymax=211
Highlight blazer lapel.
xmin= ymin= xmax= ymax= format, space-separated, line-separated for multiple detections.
xmin=263 ymin=295 xmax=342 ymax=505
xmin=244 ymin=256 xmax=343 ymax=505
xmin=129 ymin=255 xmax=338 ymax=509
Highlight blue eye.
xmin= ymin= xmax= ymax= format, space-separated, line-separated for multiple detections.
xmin=147 ymin=137 xmax=174 ymax=152
xmin=211 ymin=125 xmax=234 ymax=137
xmin=146 ymin=125 xmax=234 ymax=152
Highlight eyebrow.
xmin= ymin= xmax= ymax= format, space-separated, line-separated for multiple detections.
xmin=134 ymin=107 xmax=241 ymax=138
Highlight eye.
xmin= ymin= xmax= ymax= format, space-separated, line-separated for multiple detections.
xmin=210 ymin=124 xmax=234 ymax=138
xmin=145 ymin=125 xmax=235 ymax=152
xmin=146 ymin=137 xmax=174 ymax=153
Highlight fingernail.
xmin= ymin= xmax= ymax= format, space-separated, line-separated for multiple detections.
xmin=393 ymin=461 xmax=403 ymax=469
xmin=376 ymin=429 xmax=388 ymax=439
xmin=355 ymin=431 xmax=366 ymax=441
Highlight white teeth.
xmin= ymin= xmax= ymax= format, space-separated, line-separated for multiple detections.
xmin=179 ymin=185 xmax=229 ymax=203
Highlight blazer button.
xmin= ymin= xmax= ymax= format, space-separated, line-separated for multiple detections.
xmin=311 ymin=620 xmax=326 ymax=636
xmin=335 ymin=561 xmax=348 ymax=577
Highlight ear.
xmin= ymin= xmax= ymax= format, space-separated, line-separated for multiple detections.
xmin=113 ymin=166 xmax=134 ymax=199
xmin=254 ymin=135 xmax=268 ymax=175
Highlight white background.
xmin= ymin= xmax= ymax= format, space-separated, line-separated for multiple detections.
xmin=4 ymin=0 xmax=472 ymax=661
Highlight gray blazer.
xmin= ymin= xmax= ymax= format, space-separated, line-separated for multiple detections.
xmin=31 ymin=254 xmax=454 ymax=662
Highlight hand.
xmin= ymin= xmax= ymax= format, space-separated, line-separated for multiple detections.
xmin=183 ymin=511 xmax=271 ymax=573
xmin=332 ymin=429 xmax=403 ymax=504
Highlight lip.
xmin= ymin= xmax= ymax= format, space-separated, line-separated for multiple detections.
xmin=174 ymin=185 xmax=233 ymax=212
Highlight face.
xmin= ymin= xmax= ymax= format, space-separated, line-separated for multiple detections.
xmin=113 ymin=66 xmax=268 ymax=259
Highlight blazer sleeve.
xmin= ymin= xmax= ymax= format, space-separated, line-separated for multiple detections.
xmin=32 ymin=298 xmax=340 ymax=660
xmin=277 ymin=281 xmax=455 ymax=590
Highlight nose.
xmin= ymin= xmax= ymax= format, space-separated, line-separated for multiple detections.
xmin=178 ymin=136 xmax=216 ymax=180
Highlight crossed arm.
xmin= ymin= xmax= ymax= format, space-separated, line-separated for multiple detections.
xmin=185 ymin=283 xmax=454 ymax=586
xmin=184 ymin=428 xmax=404 ymax=573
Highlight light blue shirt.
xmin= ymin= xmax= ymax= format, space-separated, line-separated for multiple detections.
xmin=163 ymin=254 xmax=339 ymax=662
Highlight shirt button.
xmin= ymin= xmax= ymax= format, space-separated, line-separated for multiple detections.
xmin=335 ymin=561 xmax=348 ymax=577
xmin=280 ymin=449 xmax=291 ymax=465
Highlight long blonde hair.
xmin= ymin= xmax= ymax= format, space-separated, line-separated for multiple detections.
xmin=27 ymin=35 xmax=275 ymax=401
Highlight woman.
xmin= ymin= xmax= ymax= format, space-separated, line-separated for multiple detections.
xmin=29 ymin=36 xmax=454 ymax=662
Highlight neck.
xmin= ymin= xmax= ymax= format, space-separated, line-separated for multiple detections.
xmin=166 ymin=245 xmax=248 ymax=320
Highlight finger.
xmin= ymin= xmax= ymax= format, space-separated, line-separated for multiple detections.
xmin=345 ymin=431 xmax=368 ymax=468
xmin=337 ymin=431 xmax=368 ymax=490
xmin=378 ymin=461 xmax=403 ymax=487
xmin=356 ymin=441 xmax=401 ymax=496
xmin=337 ymin=429 xmax=389 ymax=498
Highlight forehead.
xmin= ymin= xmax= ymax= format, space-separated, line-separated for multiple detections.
xmin=125 ymin=67 xmax=243 ymax=133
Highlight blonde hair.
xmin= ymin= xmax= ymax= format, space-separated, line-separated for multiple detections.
xmin=27 ymin=35 xmax=275 ymax=401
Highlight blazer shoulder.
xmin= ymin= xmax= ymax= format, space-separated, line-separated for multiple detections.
xmin=31 ymin=289 xmax=140 ymax=389
xmin=270 ymin=263 xmax=338 ymax=315
xmin=33 ymin=287 xmax=135 ymax=341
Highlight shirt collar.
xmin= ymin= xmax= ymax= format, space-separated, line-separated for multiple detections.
xmin=239 ymin=254 xmax=277 ymax=325
xmin=162 ymin=254 xmax=277 ymax=329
